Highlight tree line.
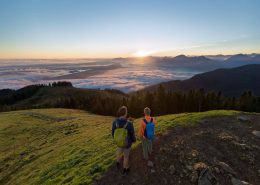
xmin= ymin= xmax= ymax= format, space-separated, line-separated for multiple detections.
xmin=0 ymin=82 xmax=259 ymax=117
xmin=0 ymin=81 xmax=72 ymax=107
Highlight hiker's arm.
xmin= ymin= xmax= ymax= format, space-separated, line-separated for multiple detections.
xmin=153 ymin=118 xmax=156 ymax=126
xmin=130 ymin=122 xmax=136 ymax=142
xmin=138 ymin=120 xmax=145 ymax=139
xmin=112 ymin=121 xmax=116 ymax=138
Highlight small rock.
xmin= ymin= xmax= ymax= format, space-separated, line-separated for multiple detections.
xmin=191 ymin=149 xmax=199 ymax=157
xmin=233 ymin=142 xmax=250 ymax=150
xmin=147 ymin=160 xmax=154 ymax=167
xmin=151 ymin=169 xmax=156 ymax=173
xmin=214 ymin=167 xmax=220 ymax=174
xmin=193 ymin=162 xmax=208 ymax=171
xmin=217 ymin=161 xmax=236 ymax=175
xmin=252 ymin=130 xmax=260 ymax=138
xmin=218 ymin=132 xmax=233 ymax=141
xmin=231 ymin=177 xmax=252 ymax=185
xmin=252 ymin=144 xmax=260 ymax=150
xmin=239 ymin=144 xmax=249 ymax=150
xmin=237 ymin=115 xmax=251 ymax=122
xmin=186 ymin=165 xmax=193 ymax=171
xmin=169 ymin=165 xmax=176 ymax=174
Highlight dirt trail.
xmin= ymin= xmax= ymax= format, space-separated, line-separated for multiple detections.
xmin=97 ymin=114 xmax=260 ymax=185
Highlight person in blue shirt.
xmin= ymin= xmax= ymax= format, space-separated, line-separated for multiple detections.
xmin=112 ymin=106 xmax=136 ymax=175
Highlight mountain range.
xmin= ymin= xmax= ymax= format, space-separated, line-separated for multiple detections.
xmin=143 ymin=54 xmax=260 ymax=72
xmin=140 ymin=64 xmax=260 ymax=96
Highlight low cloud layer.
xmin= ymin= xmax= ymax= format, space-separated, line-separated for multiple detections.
xmin=0 ymin=61 xmax=196 ymax=92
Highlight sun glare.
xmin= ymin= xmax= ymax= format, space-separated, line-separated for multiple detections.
xmin=133 ymin=50 xmax=152 ymax=57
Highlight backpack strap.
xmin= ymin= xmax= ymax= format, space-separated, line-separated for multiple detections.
xmin=116 ymin=119 xmax=128 ymax=129
xmin=143 ymin=118 xmax=153 ymax=124
xmin=123 ymin=121 xmax=128 ymax=129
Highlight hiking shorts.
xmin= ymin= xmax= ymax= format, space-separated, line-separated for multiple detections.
xmin=116 ymin=147 xmax=131 ymax=159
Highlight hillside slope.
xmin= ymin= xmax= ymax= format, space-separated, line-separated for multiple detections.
xmin=98 ymin=112 xmax=260 ymax=185
xmin=0 ymin=109 xmax=116 ymax=185
xmin=140 ymin=64 xmax=260 ymax=96
xmin=0 ymin=109 xmax=259 ymax=185
xmin=0 ymin=86 xmax=125 ymax=107
xmin=0 ymin=86 xmax=126 ymax=114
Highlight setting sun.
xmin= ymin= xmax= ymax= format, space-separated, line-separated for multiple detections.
xmin=133 ymin=50 xmax=153 ymax=57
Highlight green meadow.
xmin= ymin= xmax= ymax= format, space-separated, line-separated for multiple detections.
xmin=0 ymin=108 xmax=239 ymax=185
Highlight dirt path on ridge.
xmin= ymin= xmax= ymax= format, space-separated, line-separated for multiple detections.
xmin=96 ymin=114 xmax=260 ymax=185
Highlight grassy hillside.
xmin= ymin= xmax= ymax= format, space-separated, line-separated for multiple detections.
xmin=1 ymin=86 xmax=125 ymax=109
xmin=0 ymin=109 xmax=240 ymax=185
xmin=0 ymin=109 xmax=116 ymax=185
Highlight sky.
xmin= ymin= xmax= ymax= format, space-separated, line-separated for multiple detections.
xmin=0 ymin=0 xmax=260 ymax=59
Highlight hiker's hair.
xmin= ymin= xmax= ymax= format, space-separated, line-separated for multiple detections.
xmin=144 ymin=107 xmax=151 ymax=116
xmin=117 ymin=106 xmax=128 ymax=117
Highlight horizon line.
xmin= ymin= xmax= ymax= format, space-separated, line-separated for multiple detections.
xmin=0 ymin=52 xmax=259 ymax=60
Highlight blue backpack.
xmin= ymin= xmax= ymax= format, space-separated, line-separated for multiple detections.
xmin=144 ymin=118 xmax=155 ymax=140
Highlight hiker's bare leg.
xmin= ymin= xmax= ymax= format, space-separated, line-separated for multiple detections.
xmin=116 ymin=148 xmax=123 ymax=163
xmin=123 ymin=148 xmax=130 ymax=169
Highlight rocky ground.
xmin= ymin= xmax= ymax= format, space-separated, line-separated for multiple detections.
xmin=97 ymin=114 xmax=260 ymax=185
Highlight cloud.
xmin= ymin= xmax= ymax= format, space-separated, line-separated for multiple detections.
xmin=0 ymin=61 xmax=197 ymax=92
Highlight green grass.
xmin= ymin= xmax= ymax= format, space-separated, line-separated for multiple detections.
xmin=0 ymin=109 xmax=240 ymax=185
xmin=154 ymin=110 xmax=240 ymax=134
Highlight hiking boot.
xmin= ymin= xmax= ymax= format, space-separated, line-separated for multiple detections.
xmin=116 ymin=162 xmax=120 ymax=170
xmin=122 ymin=168 xmax=130 ymax=175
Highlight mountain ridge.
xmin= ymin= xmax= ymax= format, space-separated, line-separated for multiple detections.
xmin=139 ymin=64 xmax=260 ymax=96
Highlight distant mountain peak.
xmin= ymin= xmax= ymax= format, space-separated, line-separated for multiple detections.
xmin=196 ymin=56 xmax=209 ymax=60
xmin=174 ymin=54 xmax=188 ymax=59
xmin=172 ymin=55 xmax=211 ymax=62
xmin=226 ymin=54 xmax=252 ymax=61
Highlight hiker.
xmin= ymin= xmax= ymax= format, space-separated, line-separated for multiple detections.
xmin=112 ymin=106 xmax=136 ymax=175
xmin=139 ymin=107 xmax=156 ymax=163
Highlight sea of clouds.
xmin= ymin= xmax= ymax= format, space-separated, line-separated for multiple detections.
xmin=0 ymin=60 xmax=196 ymax=92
